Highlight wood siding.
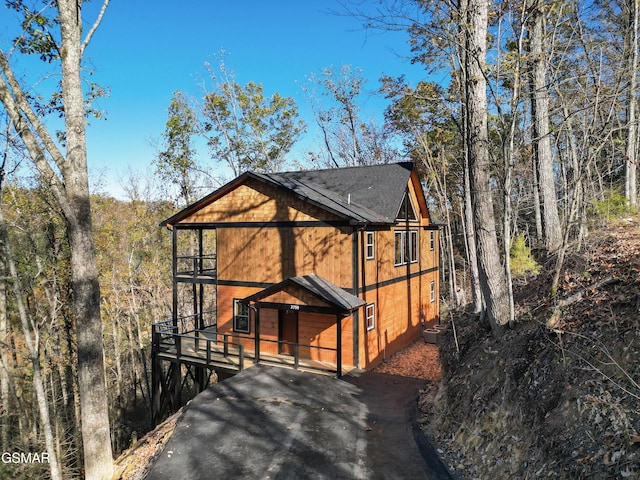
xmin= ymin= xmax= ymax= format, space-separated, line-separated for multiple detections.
xmin=216 ymin=226 xmax=353 ymax=289
xmin=256 ymin=286 xmax=332 ymax=309
xmin=175 ymin=167 xmax=439 ymax=371
xmin=356 ymin=170 xmax=440 ymax=369
xmin=298 ymin=312 xmax=353 ymax=366
xmin=177 ymin=178 xmax=342 ymax=224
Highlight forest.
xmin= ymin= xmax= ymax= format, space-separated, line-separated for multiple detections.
xmin=1 ymin=0 xmax=639 ymax=478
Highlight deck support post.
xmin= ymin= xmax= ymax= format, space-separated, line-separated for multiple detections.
xmin=336 ymin=315 xmax=342 ymax=378
xmin=151 ymin=338 xmax=161 ymax=426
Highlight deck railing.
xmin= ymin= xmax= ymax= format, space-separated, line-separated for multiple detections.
xmin=152 ymin=320 xmax=340 ymax=376
xmin=175 ymin=254 xmax=216 ymax=278
xmin=152 ymin=321 xmax=245 ymax=372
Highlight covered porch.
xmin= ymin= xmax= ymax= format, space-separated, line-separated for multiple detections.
xmin=241 ymin=273 xmax=365 ymax=377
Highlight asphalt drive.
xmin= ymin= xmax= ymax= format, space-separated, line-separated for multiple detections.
xmin=146 ymin=365 xmax=453 ymax=479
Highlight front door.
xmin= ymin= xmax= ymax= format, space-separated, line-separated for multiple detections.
xmin=279 ymin=310 xmax=298 ymax=355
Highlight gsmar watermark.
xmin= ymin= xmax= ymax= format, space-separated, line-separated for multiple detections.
xmin=2 ymin=451 xmax=50 ymax=464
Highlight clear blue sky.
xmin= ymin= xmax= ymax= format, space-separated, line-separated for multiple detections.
xmin=4 ymin=1 xmax=437 ymax=199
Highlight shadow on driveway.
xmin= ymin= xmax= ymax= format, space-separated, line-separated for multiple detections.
xmin=146 ymin=365 xmax=453 ymax=479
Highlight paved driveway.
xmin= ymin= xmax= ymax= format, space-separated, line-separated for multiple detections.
xmin=146 ymin=365 xmax=452 ymax=479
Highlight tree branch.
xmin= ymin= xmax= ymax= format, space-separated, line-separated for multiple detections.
xmin=0 ymin=53 xmax=69 ymax=219
xmin=81 ymin=0 xmax=111 ymax=55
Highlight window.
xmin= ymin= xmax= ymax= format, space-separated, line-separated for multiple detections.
xmin=409 ymin=230 xmax=418 ymax=263
xmin=430 ymin=231 xmax=435 ymax=251
xmin=365 ymin=303 xmax=375 ymax=331
xmin=430 ymin=281 xmax=436 ymax=303
xmin=394 ymin=230 xmax=419 ymax=266
xmin=394 ymin=231 xmax=404 ymax=265
xmin=396 ymin=193 xmax=418 ymax=222
xmin=233 ymin=299 xmax=250 ymax=333
xmin=365 ymin=232 xmax=375 ymax=260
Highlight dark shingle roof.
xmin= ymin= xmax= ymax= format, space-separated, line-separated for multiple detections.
xmin=243 ymin=273 xmax=365 ymax=312
xmin=161 ymin=162 xmax=416 ymax=227
xmin=257 ymin=162 xmax=414 ymax=224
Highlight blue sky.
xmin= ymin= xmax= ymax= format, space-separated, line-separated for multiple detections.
xmin=3 ymin=1 xmax=437 ymax=199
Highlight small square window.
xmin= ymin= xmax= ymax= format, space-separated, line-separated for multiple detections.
xmin=233 ymin=299 xmax=250 ymax=333
xmin=365 ymin=304 xmax=375 ymax=331
xmin=366 ymin=231 xmax=375 ymax=260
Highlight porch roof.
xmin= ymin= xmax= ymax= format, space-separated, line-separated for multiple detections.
xmin=243 ymin=274 xmax=365 ymax=313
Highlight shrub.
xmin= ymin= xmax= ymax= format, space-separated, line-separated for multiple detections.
xmin=592 ymin=188 xmax=635 ymax=223
xmin=510 ymin=233 xmax=541 ymax=278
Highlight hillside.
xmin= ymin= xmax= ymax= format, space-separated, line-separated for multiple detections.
xmin=419 ymin=217 xmax=640 ymax=479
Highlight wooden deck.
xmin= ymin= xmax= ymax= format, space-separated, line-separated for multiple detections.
xmin=152 ymin=324 xmax=341 ymax=377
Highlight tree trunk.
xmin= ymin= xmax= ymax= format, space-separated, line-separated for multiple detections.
xmin=456 ymin=0 xmax=483 ymax=315
xmin=0 ymin=204 xmax=61 ymax=480
xmin=625 ymin=0 xmax=639 ymax=207
xmin=0 ymin=209 xmax=10 ymax=448
xmin=463 ymin=0 xmax=510 ymax=331
xmin=463 ymin=149 xmax=483 ymax=314
xmin=528 ymin=2 xmax=562 ymax=252
xmin=57 ymin=2 xmax=114 ymax=477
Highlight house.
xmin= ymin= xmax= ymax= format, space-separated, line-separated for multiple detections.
xmin=152 ymin=161 xmax=439 ymax=421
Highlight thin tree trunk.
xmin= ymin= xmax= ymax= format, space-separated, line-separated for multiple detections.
xmin=0 ymin=204 xmax=61 ymax=480
xmin=463 ymin=0 xmax=510 ymax=331
xmin=457 ymin=0 xmax=483 ymax=315
xmin=0 ymin=230 xmax=9 ymax=448
xmin=625 ymin=0 xmax=639 ymax=207
xmin=528 ymin=1 xmax=562 ymax=252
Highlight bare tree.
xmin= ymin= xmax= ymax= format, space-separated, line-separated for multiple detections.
xmin=462 ymin=0 xmax=511 ymax=330
xmin=0 ymin=193 xmax=61 ymax=480
xmin=624 ymin=0 xmax=639 ymax=207
xmin=527 ymin=0 xmax=562 ymax=252
xmin=0 ymin=1 xmax=113 ymax=478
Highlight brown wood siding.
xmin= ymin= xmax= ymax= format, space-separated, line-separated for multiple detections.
xmin=217 ymin=284 xmax=261 ymax=337
xmin=177 ymin=178 xmax=341 ymax=224
xmin=257 ymin=287 xmax=332 ymax=309
xmin=257 ymin=308 xmax=280 ymax=356
xmin=172 ymin=167 xmax=438 ymax=373
xmin=217 ymin=226 xmax=353 ymax=289
xmin=298 ymin=312 xmax=354 ymax=366
xmin=358 ymin=278 xmax=424 ymax=369
xmin=357 ymin=174 xmax=439 ymax=369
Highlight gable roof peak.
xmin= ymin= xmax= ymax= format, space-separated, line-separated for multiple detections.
xmin=162 ymin=161 xmax=422 ymax=227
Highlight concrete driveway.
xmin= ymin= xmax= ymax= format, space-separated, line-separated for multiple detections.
xmin=145 ymin=365 xmax=452 ymax=479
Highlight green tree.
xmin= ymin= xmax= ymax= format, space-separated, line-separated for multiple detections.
xmin=203 ymin=60 xmax=305 ymax=175
xmin=155 ymin=90 xmax=199 ymax=206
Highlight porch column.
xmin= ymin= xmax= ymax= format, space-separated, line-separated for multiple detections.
xmin=336 ymin=314 xmax=342 ymax=378
xmin=254 ymin=306 xmax=260 ymax=364
xmin=172 ymin=227 xmax=178 ymax=327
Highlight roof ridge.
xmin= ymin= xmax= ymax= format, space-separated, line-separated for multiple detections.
xmin=271 ymin=161 xmax=413 ymax=177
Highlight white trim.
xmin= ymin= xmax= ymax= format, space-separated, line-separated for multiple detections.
xmin=233 ymin=298 xmax=250 ymax=333
xmin=365 ymin=231 xmax=375 ymax=260
xmin=365 ymin=303 xmax=375 ymax=331
xmin=394 ymin=230 xmax=419 ymax=266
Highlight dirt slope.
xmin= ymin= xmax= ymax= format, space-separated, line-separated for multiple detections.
xmin=419 ymin=217 xmax=640 ymax=479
